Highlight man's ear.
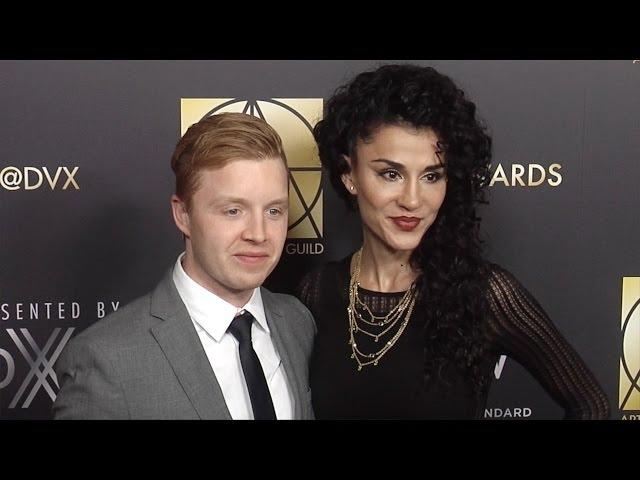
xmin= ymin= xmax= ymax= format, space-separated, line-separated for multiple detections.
xmin=171 ymin=194 xmax=191 ymax=238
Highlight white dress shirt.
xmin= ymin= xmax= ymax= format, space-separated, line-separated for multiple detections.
xmin=172 ymin=253 xmax=294 ymax=419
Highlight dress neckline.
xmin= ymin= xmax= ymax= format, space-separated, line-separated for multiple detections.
xmin=338 ymin=253 xmax=409 ymax=297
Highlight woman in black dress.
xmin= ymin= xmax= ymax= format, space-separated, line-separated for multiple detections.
xmin=297 ymin=64 xmax=610 ymax=419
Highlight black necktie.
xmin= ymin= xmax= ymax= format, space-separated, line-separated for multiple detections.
xmin=227 ymin=310 xmax=277 ymax=420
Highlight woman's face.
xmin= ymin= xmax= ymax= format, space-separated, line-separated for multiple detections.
xmin=343 ymin=123 xmax=447 ymax=253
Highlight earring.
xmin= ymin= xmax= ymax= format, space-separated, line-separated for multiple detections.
xmin=350 ymin=185 xmax=355 ymax=191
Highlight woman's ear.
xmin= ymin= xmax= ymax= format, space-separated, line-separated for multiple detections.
xmin=341 ymin=155 xmax=357 ymax=195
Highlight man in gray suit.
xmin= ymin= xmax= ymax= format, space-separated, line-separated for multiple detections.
xmin=53 ymin=113 xmax=316 ymax=419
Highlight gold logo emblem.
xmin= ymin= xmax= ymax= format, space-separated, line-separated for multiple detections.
xmin=181 ymin=98 xmax=323 ymax=239
xmin=620 ymin=277 xmax=640 ymax=411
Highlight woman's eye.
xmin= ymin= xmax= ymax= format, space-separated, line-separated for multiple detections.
xmin=381 ymin=170 xmax=401 ymax=181
xmin=424 ymin=171 xmax=443 ymax=183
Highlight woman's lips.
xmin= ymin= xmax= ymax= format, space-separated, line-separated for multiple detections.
xmin=390 ymin=216 xmax=421 ymax=231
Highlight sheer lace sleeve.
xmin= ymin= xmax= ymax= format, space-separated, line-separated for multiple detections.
xmin=485 ymin=264 xmax=610 ymax=419
xmin=295 ymin=267 xmax=324 ymax=319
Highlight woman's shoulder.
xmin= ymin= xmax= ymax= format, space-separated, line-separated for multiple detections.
xmin=484 ymin=262 xmax=525 ymax=297
xmin=296 ymin=253 xmax=353 ymax=312
xmin=301 ymin=253 xmax=352 ymax=282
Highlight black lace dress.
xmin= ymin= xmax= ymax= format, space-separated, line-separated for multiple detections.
xmin=297 ymin=254 xmax=610 ymax=419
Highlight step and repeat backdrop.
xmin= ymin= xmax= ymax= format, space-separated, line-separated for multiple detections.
xmin=0 ymin=60 xmax=638 ymax=419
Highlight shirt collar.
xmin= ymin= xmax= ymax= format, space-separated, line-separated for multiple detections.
xmin=172 ymin=252 xmax=269 ymax=342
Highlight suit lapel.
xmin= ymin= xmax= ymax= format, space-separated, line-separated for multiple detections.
xmin=261 ymin=288 xmax=305 ymax=419
xmin=149 ymin=270 xmax=232 ymax=420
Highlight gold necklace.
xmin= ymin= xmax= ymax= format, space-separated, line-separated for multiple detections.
xmin=347 ymin=248 xmax=417 ymax=371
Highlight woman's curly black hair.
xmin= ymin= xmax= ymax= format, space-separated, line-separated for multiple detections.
xmin=314 ymin=64 xmax=493 ymax=394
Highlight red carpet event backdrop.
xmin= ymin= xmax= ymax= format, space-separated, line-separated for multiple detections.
xmin=0 ymin=60 xmax=638 ymax=419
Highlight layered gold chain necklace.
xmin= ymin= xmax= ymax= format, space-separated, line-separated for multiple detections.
xmin=347 ymin=248 xmax=417 ymax=371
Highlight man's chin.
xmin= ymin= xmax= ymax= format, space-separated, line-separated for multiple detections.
xmin=227 ymin=274 xmax=269 ymax=293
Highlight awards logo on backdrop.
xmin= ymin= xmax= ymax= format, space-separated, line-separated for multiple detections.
xmin=620 ymin=277 xmax=640 ymax=419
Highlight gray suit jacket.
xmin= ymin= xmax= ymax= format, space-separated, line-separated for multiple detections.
xmin=52 ymin=269 xmax=316 ymax=419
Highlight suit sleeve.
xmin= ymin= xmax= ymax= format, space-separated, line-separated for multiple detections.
xmin=283 ymin=295 xmax=317 ymax=420
xmin=52 ymin=337 xmax=130 ymax=419
xmin=302 ymin=304 xmax=317 ymax=421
